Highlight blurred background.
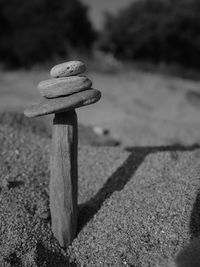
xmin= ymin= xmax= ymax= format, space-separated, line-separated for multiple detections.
xmin=1 ymin=0 xmax=200 ymax=147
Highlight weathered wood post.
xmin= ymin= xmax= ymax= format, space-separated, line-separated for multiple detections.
xmin=50 ymin=110 xmax=78 ymax=247
xmin=24 ymin=61 xmax=101 ymax=247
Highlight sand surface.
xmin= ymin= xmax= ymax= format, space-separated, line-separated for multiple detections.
xmin=0 ymin=114 xmax=200 ymax=266
xmin=1 ymin=69 xmax=200 ymax=265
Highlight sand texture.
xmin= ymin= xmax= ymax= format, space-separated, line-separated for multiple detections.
xmin=0 ymin=113 xmax=200 ymax=266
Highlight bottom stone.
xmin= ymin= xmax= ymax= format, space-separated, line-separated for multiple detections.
xmin=24 ymin=89 xmax=101 ymax=117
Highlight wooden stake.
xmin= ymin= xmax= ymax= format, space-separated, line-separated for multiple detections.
xmin=50 ymin=110 xmax=78 ymax=247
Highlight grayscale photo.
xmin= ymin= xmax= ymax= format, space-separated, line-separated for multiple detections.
xmin=0 ymin=0 xmax=200 ymax=266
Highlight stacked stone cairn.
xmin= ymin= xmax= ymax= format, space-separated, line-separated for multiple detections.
xmin=24 ymin=60 xmax=101 ymax=117
xmin=24 ymin=61 xmax=101 ymax=248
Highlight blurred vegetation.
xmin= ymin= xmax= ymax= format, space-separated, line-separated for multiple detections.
xmin=0 ymin=0 xmax=96 ymax=68
xmin=99 ymin=0 xmax=200 ymax=69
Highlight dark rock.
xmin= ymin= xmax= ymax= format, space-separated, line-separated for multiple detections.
xmin=24 ymin=89 xmax=101 ymax=117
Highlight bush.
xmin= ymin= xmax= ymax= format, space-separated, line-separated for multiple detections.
xmin=99 ymin=0 xmax=200 ymax=69
xmin=0 ymin=0 xmax=96 ymax=68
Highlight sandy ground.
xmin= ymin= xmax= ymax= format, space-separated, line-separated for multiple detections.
xmin=1 ymin=69 xmax=200 ymax=265
xmin=1 ymin=68 xmax=200 ymax=146
xmin=1 ymin=118 xmax=200 ymax=266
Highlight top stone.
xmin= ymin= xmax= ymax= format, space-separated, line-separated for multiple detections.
xmin=50 ymin=61 xmax=86 ymax=78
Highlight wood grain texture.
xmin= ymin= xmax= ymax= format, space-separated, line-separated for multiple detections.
xmin=50 ymin=110 xmax=78 ymax=247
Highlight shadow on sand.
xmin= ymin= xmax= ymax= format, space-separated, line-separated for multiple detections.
xmin=78 ymin=144 xmax=200 ymax=234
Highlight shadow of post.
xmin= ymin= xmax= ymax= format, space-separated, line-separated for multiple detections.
xmin=77 ymin=144 xmax=199 ymax=233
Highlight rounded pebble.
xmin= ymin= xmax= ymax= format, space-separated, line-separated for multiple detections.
xmin=24 ymin=89 xmax=101 ymax=117
xmin=38 ymin=76 xmax=92 ymax=98
xmin=50 ymin=61 xmax=86 ymax=78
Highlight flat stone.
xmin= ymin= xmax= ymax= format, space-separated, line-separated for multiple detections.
xmin=24 ymin=89 xmax=101 ymax=117
xmin=50 ymin=61 xmax=86 ymax=78
xmin=38 ymin=76 xmax=92 ymax=98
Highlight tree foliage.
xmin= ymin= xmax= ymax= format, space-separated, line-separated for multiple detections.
xmin=99 ymin=0 xmax=200 ymax=69
xmin=0 ymin=0 xmax=95 ymax=68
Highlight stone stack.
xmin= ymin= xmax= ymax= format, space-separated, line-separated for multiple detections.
xmin=24 ymin=61 xmax=101 ymax=117
xmin=24 ymin=61 xmax=101 ymax=247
